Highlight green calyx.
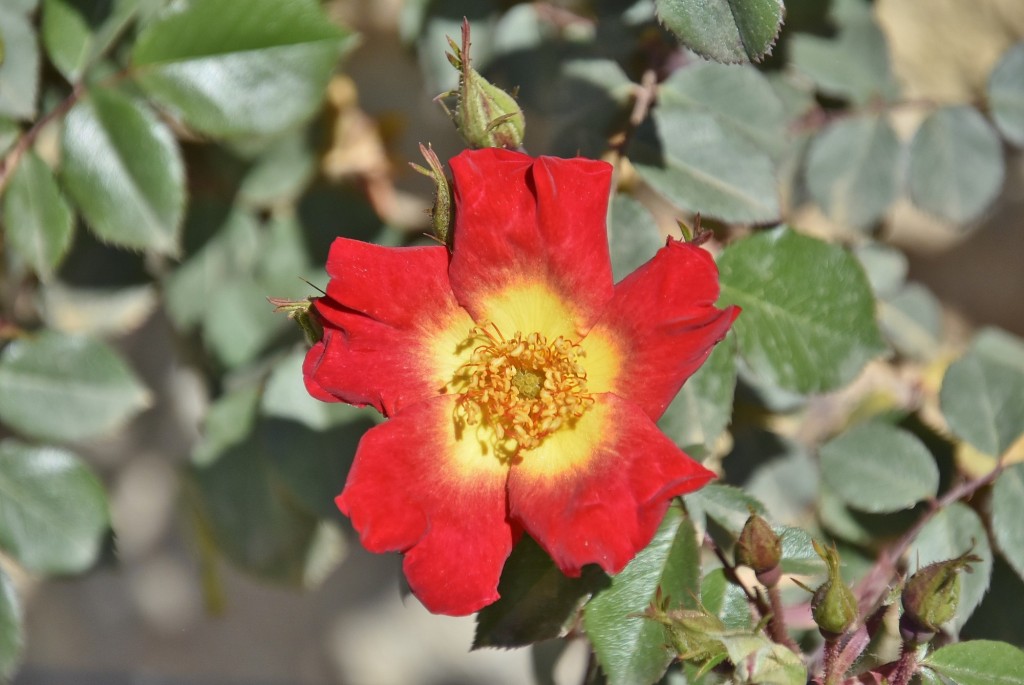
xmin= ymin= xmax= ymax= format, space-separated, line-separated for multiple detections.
xmin=268 ymin=296 xmax=323 ymax=346
xmin=410 ymin=143 xmax=453 ymax=245
xmin=439 ymin=19 xmax=525 ymax=150
xmin=901 ymin=549 xmax=981 ymax=639
xmin=808 ymin=540 xmax=857 ymax=638
xmin=645 ymin=593 xmax=729 ymax=676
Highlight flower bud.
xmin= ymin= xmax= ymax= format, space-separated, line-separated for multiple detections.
xmin=268 ymin=297 xmax=323 ymax=346
xmin=645 ymin=592 xmax=727 ymax=670
xmin=899 ymin=550 xmax=980 ymax=644
xmin=810 ymin=540 xmax=857 ymax=638
xmin=439 ymin=19 xmax=525 ymax=150
xmin=410 ymin=143 xmax=453 ymax=245
xmin=735 ymin=513 xmax=782 ymax=587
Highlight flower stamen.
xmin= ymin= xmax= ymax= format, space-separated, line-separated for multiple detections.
xmin=448 ymin=322 xmax=593 ymax=457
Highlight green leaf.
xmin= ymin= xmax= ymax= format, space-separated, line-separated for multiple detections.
xmin=631 ymin=107 xmax=779 ymax=223
xmin=988 ymin=41 xmax=1024 ymax=146
xmin=1 ymin=149 xmax=74 ymax=279
xmin=789 ymin=0 xmax=897 ymax=105
xmin=991 ymin=463 xmax=1024 ymax=583
xmin=717 ymin=226 xmax=886 ymax=394
xmin=236 ymin=130 xmax=318 ymax=208
xmin=654 ymin=0 xmax=784 ymax=64
xmin=712 ymin=631 xmax=806 ymax=684
xmin=61 ymin=87 xmax=185 ymax=255
xmin=659 ymin=341 xmax=737 ymax=452
xmin=0 ymin=118 xmax=20 ymax=156
xmin=921 ymin=640 xmax=1024 ymax=685
xmin=777 ymin=526 xmax=825 ymax=575
xmin=701 ymin=569 xmax=752 ymax=630
xmin=192 ymin=384 xmax=261 ymax=467
xmin=805 ymin=115 xmax=901 ymax=231
xmin=940 ymin=328 xmax=1024 ymax=458
xmin=607 ymin=193 xmax=664 ymax=283
xmin=190 ymin=433 xmax=322 ymax=585
xmin=163 ymin=206 xmax=262 ymax=329
xmin=475 ymin=536 xmax=607 ymax=649
xmin=658 ymin=63 xmax=787 ymax=159
xmin=131 ymin=0 xmax=354 ymax=137
xmin=585 ymin=507 xmax=700 ymax=685
xmin=819 ymin=421 xmax=939 ymax=513
xmin=261 ymin=346 xmax=369 ymax=432
xmin=0 ymin=568 xmax=22 ymax=680
xmin=879 ymin=283 xmax=943 ymax=361
xmin=0 ymin=331 xmax=150 ymax=442
xmin=42 ymin=0 xmax=138 ymax=82
xmin=742 ymin=434 xmax=819 ymax=525
xmin=855 ymin=243 xmax=908 ymax=300
xmin=0 ymin=440 xmax=109 ymax=573
xmin=908 ymin=503 xmax=993 ymax=632
xmin=0 ymin=7 xmax=39 ymax=120
xmin=201 ymin=274 xmax=284 ymax=369
xmin=38 ymin=282 xmax=158 ymax=337
xmin=685 ymin=483 xmax=765 ymax=539
xmin=906 ymin=106 xmax=1004 ymax=225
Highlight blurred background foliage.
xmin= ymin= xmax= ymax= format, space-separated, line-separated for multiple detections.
xmin=0 ymin=0 xmax=1023 ymax=683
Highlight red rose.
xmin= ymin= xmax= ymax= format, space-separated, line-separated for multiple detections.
xmin=304 ymin=148 xmax=738 ymax=615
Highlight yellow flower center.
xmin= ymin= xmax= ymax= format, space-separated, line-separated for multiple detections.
xmin=448 ymin=322 xmax=594 ymax=458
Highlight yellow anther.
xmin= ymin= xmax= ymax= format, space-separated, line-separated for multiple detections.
xmin=448 ymin=322 xmax=593 ymax=458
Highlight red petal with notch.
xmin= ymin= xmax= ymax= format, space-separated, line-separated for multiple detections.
xmin=336 ymin=395 xmax=514 ymax=615
xmin=303 ymin=238 xmax=472 ymax=416
xmin=506 ymin=393 xmax=715 ymax=576
xmin=589 ymin=239 xmax=739 ymax=421
xmin=447 ymin=149 xmax=614 ymax=331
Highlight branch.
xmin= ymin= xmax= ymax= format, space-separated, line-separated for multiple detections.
xmin=0 ymin=83 xmax=84 ymax=195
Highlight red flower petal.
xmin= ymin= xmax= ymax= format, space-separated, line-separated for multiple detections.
xmin=336 ymin=395 xmax=514 ymax=616
xmin=448 ymin=148 xmax=614 ymax=331
xmin=304 ymin=238 xmax=474 ymax=416
xmin=586 ymin=239 xmax=739 ymax=421
xmin=506 ymin=393 xmax=715 ymax=576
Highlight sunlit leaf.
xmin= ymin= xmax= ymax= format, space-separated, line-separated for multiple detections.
xmin=0 ymin=568 xmax=21 ymax=680
xmin=921 ymin=640 xmax=1024 ymax=685
xmin=61 ymin=87 xmax=185 ymax=255
xmin=1 ymin=149 xmax=74 ymax=279
xmin=585 ymin=507 xmax=700 ymax=685
xmin=988 ymin=41 xmax=1024 ymax=146
xmin=42 ymin=0 xmax=138 ymax=81
xmin=879 ymin=283 xmax=942 ymax=361
xmin=132 ymin=0 xmax=355 ymax=137
xmin=790 ymin=0 xmax=897 ymax=104
xmin=991 ymin=463 xmax=1024 ymax=583
xmin=805 ymin=115 xmax=901 ymax=231
xmin=906 ymin=106 xmax=1004 ymax=225
xmin=941 ymin=328 xmax=1024 ymax=458
xmin=631 ymin=107 xmax=780 ymax=223
xmin=717 ymin=227 xmax=885 ymax=394
xmin=654 ymin=0 xmax=784 ymax=63
xmin=0 ymin=7 xmax=39 ymax=120
xmin=0 ymin=441 xmax=109 ymax=573
xmin=819 ymin=422 xmax=939 ymax=513
xmin=0 ymin=331 xmax=150 ymax=442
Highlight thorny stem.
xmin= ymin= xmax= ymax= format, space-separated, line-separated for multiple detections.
xmin=890 ymin=643 xmax=919 ymax=685
xmin=708 ymin=534 xmax=800 ymax=652
xmin=854 ymin=458 xmax=1008 ymax=622
xmin=766 ymin=584 xmax=801 ymax=652
xmin=822 ymin=636 xmax=842 ymax=685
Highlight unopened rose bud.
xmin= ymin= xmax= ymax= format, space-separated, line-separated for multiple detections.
xmin=735 ymin=513 xmax=782 ymax=587
xmin=810 ymin=540 xmax=857 ymax=638
xmin=439 ymin=19 xmax=525 ymax=150
xmin=900 ymin=550 xmax=980 ymax=644
xmin=410 ymin=143 xmax=453 ymax=245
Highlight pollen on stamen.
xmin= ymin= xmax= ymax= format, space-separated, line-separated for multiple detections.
xmin=447 ymin=321 xmax=594 ymax=458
